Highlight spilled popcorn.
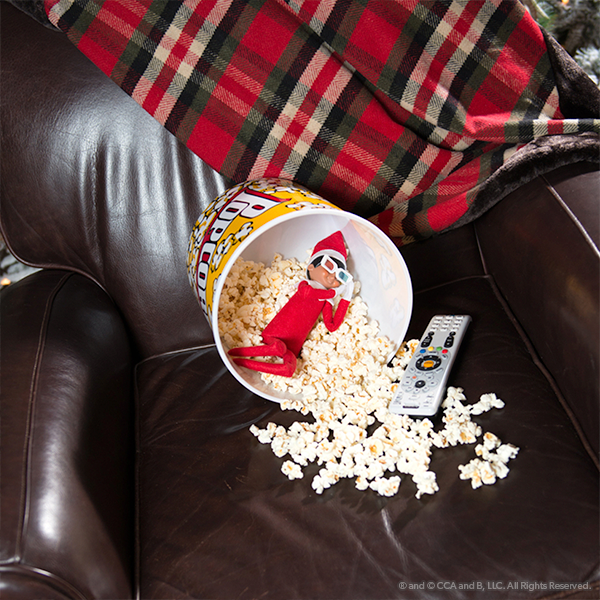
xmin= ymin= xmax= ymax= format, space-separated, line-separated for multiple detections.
xmin=458 ymin=429 xmax=520 ymax=488
xmin=219 ymin=255 xmax=519 ymax=498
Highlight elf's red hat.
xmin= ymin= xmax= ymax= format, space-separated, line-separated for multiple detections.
xmin=310 ymin=231 xmax=347 ymax=266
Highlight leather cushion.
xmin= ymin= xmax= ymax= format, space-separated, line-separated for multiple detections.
xmin=136 ymin=276 xmax=599 ymax=599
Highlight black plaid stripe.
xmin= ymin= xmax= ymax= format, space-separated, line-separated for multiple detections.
xmin=54 ymin=0 xmax=99 ymax=43
xmin=230 ymin=23 xmax=336 ymax=182
xmin=376 ymin=4 xmax=447 ymax=105
xmin=292 ymin=75 xmax=366 ymax=192
xmin=308 ymin=0 xmax=367 ymax=56
xmin=166 ymin=0 xmax=257 ymax=140
xmin=111 ymin=0 xmax=175 ymax=94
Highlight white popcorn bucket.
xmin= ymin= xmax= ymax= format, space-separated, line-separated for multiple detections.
xmin=187 ymin=178 xmax=413 ymax=403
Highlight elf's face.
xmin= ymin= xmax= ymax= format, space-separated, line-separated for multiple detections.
xmin=307 ymin=264 xmax=342 ymax=289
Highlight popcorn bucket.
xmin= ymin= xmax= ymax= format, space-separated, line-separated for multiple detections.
xmin=187 ymin=178 xmax=412 ymax=403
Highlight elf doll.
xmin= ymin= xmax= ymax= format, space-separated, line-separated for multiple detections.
xmin=228 ymin=231 xmax=353 ymax=377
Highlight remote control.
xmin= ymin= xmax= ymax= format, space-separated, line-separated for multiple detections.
xmin=389 ymin=315 xmax=471 ymax=417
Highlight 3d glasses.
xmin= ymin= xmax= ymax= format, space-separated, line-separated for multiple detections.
xmin=321 ymin=255 xmax=351 ymax=285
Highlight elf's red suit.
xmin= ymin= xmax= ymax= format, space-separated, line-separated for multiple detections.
xmin=228 ymin=231 xmax=351 ymax=377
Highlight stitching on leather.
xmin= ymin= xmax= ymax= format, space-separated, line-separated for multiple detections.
xmin=134 ymin=343 xmax=217 ymax=368
xmin=473 ymin=182 xmax=600 ymax=472
xmin=541 ymin=172 xmax=600 ymax=257
xmin=131 ymin=341 xmax=214 ymax=597
xmin=0 ymin=564 xmax=87 ymax=600
xmin=473 ymin=223 xmax=490 ymax=277
xmin=15 ymin=272 xmax=74 ymax=562
xmin=405 ymin=274 xmax=487 ymax=296
xmin=485 ymin=274 xmax=600 ymax=473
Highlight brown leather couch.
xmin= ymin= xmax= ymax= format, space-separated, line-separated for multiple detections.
xmin=1 ymin=4 xmax=598 ymax=599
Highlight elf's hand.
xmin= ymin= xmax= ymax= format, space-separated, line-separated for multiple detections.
xmin=340 ymin=275 xmax=354 ymax=302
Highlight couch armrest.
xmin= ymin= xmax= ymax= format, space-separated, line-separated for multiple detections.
xmin=0 ymin=271 xmax=134 ymax=599
xmin=475 ymin=163 xmax=599 ymax=462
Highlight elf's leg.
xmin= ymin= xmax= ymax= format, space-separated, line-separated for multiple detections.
xmin=227 ymin=336 xmax=287 ymax=358
xmin=230 ymin=350 xmax=296 ymax=377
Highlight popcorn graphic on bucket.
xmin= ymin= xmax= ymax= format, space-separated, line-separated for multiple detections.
xmin=187 ymin=178 xmax=413 ymax=402
xmin=187 ymin=178 xmax=338 ymax=323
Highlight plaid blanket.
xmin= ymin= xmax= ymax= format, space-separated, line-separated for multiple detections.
xmin=45 ymin=0 xmax=599 ymax=244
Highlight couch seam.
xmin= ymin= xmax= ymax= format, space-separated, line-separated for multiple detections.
xmin=135 ymin=343 xmax=217 ymax=368
xmin=14 ymin=272 xmax=75 ymax=561
xmin=0 ymin=564 xmax=87 ymax=600
xmin=133 ymin=361 xmax=142 ymax=600
xmin=473 ymin=181 xmax=600 ymax=472
xmin=132 ymin=343 xmax=216 ymax=600
xmin=405 ymin=274 xmax=490 ymax=296
xmin=541 ymin=173 xmax=600 ymax=256
xmin=482 ymin=271 xmax=600 ymax=472
xmin=0 ymin=219 xmax=112 ymax=298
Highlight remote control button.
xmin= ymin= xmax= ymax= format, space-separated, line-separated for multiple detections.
xmin=416 ymin=355 xmax=442 ymax=371
xmin=415 ymin=380 xmax=426 ymax=388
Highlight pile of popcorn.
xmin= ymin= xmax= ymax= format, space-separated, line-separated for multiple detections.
xmin=219 ymin=254 xmax=519 ymax=498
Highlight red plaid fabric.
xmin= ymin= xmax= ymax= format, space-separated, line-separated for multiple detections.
xmin=45 ymin=0 xmax=599 ymax=244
